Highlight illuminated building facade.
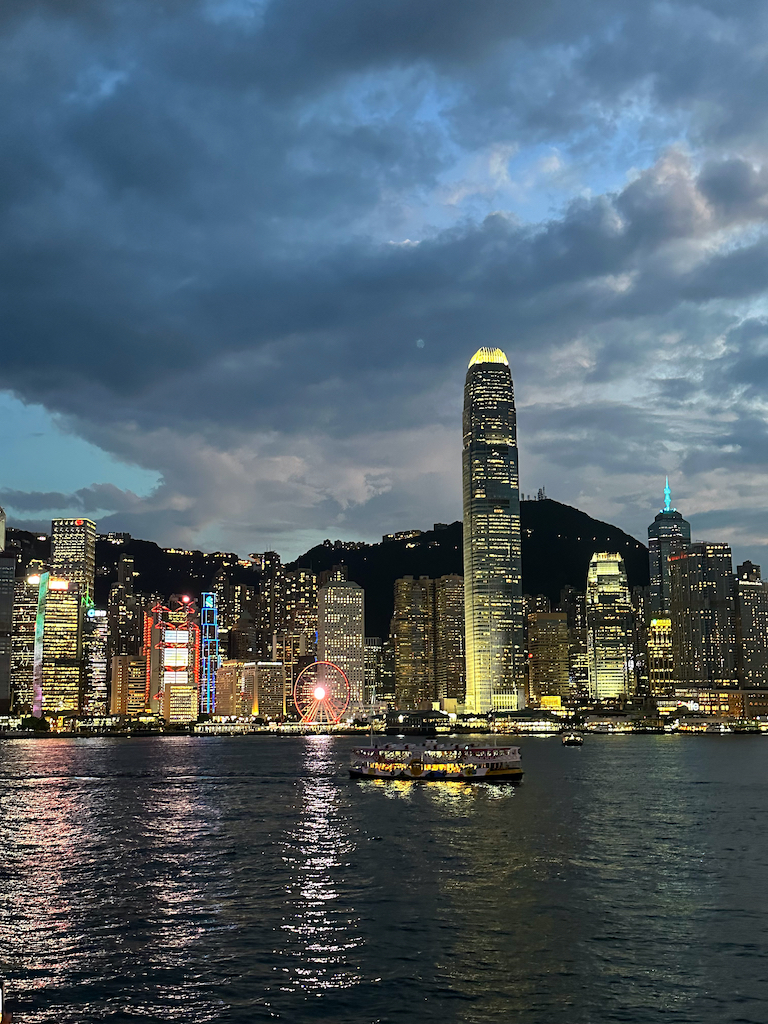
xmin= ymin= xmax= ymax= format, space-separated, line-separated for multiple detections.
xmin=559 ymin=586 xmax=588 ymax=696
xmin=318 ymin=579 xmax=365 ymax=704
xmin=462 ymin=346 xmax=523 ymax=712
xmin=734 ymin=561 xmax=768 ymax=688
xmin=254 ymin=661 xmax=286 ymax=720
xmin=11 ymin=565 xmax=44 ymax=711
xmin=214 ymin=660 xmax=257 ymax=717
xmin=648 ymin=480 xmax=691 ymax=616
xmin=110 ymin=655 xmax=147 ymax=715
xmin=586 ymin=553 xmax=633 ymax=700
xmin=272 ymin=631 xmax=312 ymax=710
xmin=648 ymin=617 xmax=674 ymax=695
xmin=0 ymin=551 xmax=13 ymax=714
xmin=51 ymin=517 xmax=96 ymax=600
xmin=83 ymin=607 xmax=108 ymax=715
xmin=669 ymin=542 xmax=737 ymax=690
xmin=33 ymin=574 xmax=83 ymax=716
xmin=107 ymin=555 xmax=143 ymax=660
xmin=253 ymin=551 xmax=286 ymax=659
xmin=392 ymin=576 xmax=435 ymax=709
xmin=285 ymin=567 xmax=318 ymax=642
xmin=434 ymin=574 xmax=465 ymax=704
xmin=364 ymin=636 xmax=382 ymax=704
xmin=200 ymin=592 xmax=220 ymax=714
xmin=527 ymin=612 xmax=570 ymax=702
xmin=145 ymin=598 xmax=200 ymax=722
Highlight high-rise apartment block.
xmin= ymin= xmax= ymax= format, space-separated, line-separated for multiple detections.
xmin=669 ymin=542 xmax=738 ymax=689
xmin=462 ymin=347 xmax=523 ymax=712
xmin=318 ymin=579 xmax=365 ymax=704
xmin=586 ymin=553 xmax=633 ymax=700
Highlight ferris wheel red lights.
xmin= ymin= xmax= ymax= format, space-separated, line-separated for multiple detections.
xmin=293 ymin=661 xmax=351 ymax=724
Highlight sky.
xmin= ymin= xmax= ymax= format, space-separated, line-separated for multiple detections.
xmin=4 ymin=0 xmax=768 ymax=565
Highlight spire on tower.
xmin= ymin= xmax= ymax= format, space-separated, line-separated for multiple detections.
xmin=663 ymin=477 xmax=674 ymax=513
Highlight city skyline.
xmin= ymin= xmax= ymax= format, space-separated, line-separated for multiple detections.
xmin=3 ymin=4 xmax=768 ymax=567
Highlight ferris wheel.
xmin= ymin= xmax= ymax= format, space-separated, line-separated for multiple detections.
xmin=293 ymin=661 xmax=351 ymax=725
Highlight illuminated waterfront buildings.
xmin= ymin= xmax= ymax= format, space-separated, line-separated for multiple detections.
xmin=648 ymin=481 xmax=691 ymax=615
xmin=462 ymin=346 xmax=523 ymax=712
xmin=317 ymin=579 xmax=365 ymax=704
xmin=586 ymin=553 xmax=633 ymax=700
xmin=669 ymin=542 xmax=738 ymax=689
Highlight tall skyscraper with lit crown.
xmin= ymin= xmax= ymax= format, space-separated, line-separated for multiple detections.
xmin=648 ymin=480 xmax=690 ymax=616
xmin=462 ymin=346 xmax=523 ymax=712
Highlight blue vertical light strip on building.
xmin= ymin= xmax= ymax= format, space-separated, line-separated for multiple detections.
xmin=200 ymin=592 xmax=219 ymax=714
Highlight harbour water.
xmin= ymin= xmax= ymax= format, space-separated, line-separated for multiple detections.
xmin=1 ymin=734 xmax=767 ymax=1023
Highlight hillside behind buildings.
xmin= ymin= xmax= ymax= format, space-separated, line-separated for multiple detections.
xmin=7 ymin=498 xmax=649 ymax=640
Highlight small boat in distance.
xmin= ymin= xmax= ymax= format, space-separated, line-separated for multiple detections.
xmin=350 ymin=742 xmax=524 ymax=782
xmin=561 ymin=732 xmax=584 ymax=746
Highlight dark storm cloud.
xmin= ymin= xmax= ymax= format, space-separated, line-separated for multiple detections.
xmin=5 ymin=1 xmax=768 ymax=549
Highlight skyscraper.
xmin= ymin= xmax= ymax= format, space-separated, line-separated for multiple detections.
xmin=11 ymin=565 xmax=44 ymax=712
xmin=462 ymin=347 xmax=523 ymax=712
xmin=434 ymin=574 xmax=465 ymax=704
xmin=669 ymin=542 xmax=737 ymax=689
xmin=32 ymin=574 xmax=83 ymax=716
xmin=392 ymin=576 xmax=436 ymax=709
xmin=734 ymin=561 xmax=768 ymax=689
xmin=586 ymin=553 xmax=633 ymax=700
xmin=648 ymin=480 xmax=691 ymax=616
xmin=51 ymin=518 xmax=96 ymax=601
xmin=317 ymin=579 xmax=365 ymax=704
xmin=527 ymin=612 xmax=570 ymax=702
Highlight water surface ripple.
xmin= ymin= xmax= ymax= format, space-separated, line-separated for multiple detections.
xmin=1 ymin=734 xmax=767 ymax=1023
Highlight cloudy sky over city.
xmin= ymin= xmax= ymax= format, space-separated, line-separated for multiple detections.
xmin=4 ymin=0 xmax=768 ymax=561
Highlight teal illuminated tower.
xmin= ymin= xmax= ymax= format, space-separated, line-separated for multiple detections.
xmin=648 ymin=479 xmax=691 ymax=615
xmin=462 ymin=347 xmax=523 ymax=712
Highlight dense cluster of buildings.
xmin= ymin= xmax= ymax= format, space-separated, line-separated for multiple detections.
xmin=1 ymin=348 xmax=767 ymax=729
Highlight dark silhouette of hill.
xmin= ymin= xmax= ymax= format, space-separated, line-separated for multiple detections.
xmin=8 ymin=499 xmax=649 ymax=640
xmin=289 ymin=499 xmax=649 ymax=640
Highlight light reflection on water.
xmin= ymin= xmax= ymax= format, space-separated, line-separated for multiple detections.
xmin=1 ymin=734 xmax=768 ymax=1022
xmin=277 ymin=736 xmax=361 ymax=995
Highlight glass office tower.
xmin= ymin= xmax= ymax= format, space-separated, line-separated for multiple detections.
xmin=462 ymin=347 xmax=523 ymax=712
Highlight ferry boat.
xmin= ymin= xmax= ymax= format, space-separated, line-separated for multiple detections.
xmin=561 ymin=732 xmax=584 ymax=746
xmin=349 ymin=742 xmax=523 ymax=782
